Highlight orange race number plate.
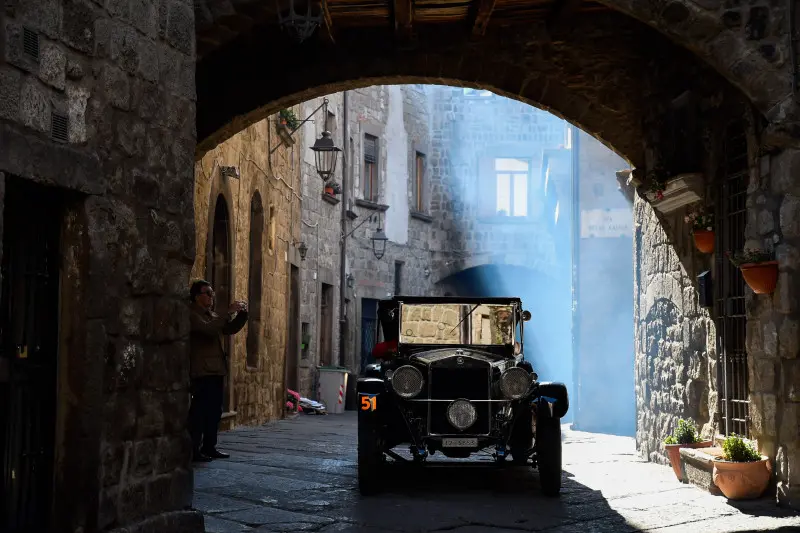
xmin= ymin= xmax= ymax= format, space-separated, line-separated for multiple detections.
xmin=360 ymin=395 xmax=377 ymax=411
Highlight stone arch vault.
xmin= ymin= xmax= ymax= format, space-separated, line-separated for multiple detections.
xmin=195 ymin=0 xmax=797 ymax=165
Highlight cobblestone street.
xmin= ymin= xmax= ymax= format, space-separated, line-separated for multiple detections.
xmin=193 ymin=413 xmax=800 ymax=533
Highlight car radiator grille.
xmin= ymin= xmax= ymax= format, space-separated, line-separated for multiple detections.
xmin=428 ymin=364 xmax=491 ymax=435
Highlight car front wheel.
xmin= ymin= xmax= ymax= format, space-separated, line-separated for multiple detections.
xmin=357 ymin=411 xmax=384 ymax=495
xmin=535 ymin=416 xmax=562 ymax=497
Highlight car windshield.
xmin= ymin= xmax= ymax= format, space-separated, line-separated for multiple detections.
xmin=399 ymin=303 xmax=516 ymax=345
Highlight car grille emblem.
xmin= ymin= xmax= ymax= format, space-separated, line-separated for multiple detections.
xmin=456 ymin=356 xmax=464 ymax=365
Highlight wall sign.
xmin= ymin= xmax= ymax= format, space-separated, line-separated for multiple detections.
xmin=580 ymin=209 xmax=633 ymax=238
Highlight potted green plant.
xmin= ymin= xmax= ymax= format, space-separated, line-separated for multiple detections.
xmin=712 ymin=434 xmax=771 ymax=499
xmin=685 ymin=206 xmax=714 ymax=253
xmin=279 ymin=109 xmax=300 ymax=131
xmin=727 ymin=248 xmax=778 ymax=294
xmin=663 ymin=418 xmax=713 ymax=481
xmin=324 ymin=181 xmax=341 ymax=196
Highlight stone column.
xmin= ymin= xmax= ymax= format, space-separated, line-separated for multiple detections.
xmin=748 ymin=148 xmax=800 ymax=508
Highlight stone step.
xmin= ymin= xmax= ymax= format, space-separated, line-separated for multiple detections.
xmin=679 ymin=446 xmax=725 ymax=496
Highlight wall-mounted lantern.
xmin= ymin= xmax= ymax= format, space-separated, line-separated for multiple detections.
xmin=311 ymin=130 xmax=340 ymax=183
xmin=269 ymin=98 xmax=341 ymax=183
xmin=371 ymin=227 xmax=388 ymax=260
xmin=346 ymin=273 xmax=355 ymax=288
xmin=298 ymin=241 xmax=308 ymax=261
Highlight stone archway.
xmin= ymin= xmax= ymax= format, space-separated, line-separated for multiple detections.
xmin=195 ymin=1 xmax=795 ymax=164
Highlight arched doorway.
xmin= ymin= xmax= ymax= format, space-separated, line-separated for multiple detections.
xmin=210 ymin=194 xmax=233 ymax=412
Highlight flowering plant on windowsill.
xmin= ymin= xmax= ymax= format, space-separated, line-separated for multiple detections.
xmin=647 ymin=165 xmax=670 ymax=200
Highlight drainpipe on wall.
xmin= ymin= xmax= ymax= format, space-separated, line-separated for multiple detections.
xmin=570 ymin=127 xmax=581 ymax=430
xmin=338 ymin=91 xmax=349 ymax=368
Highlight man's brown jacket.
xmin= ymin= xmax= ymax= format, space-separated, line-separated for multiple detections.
xmin=189 ymin=303 xmax=248 ymax=379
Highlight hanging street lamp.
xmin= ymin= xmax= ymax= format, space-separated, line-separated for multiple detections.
xmin=310 ymin=129 xmax=341 ymax=183
xmin=371 ymin=226 xmax=388 ymax=260
xmin=297 ymin=241 xmax=308 ymax=260
xmin=269 ymin=99 xmax=341 ymax=184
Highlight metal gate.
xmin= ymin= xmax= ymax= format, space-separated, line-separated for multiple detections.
xmin=0 ymin=178 xmax=63 ymax=532
xmin=715 ymin=121 xmax=750 ymax=437
xmin=360 ymin=317 xmax=378 ymax=375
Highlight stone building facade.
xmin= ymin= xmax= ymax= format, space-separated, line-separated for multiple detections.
xmin=295 ymin=95 xmax=344 ymax=397
xmin=192 ymin=112 xmax=302 ymax=429
xmin=630 ymin=65 xmax=800 ymax=506
xmin=295 ymin=85 xmax=439 ymax=397
xmin=0 ymin=0 xmax=200 ymax=532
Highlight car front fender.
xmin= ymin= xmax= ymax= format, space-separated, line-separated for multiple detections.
xmin=357 ymin=377 xmax=386 ymax=418
xmin=534 ymin=382 xmax=569 ymax=419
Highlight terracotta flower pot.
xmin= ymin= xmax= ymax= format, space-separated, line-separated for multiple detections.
xmin=665 ymin=441 xmax=713 ymax=480
xmin=693 ymin=230 xmax=714 ymax=253
xmin=712 ymin=456 xmax=772 ymax=499
xmin=739 ymin=261 xmax=778 ymax=294
xmin=324 ymin=187 xmax=334 ymax=195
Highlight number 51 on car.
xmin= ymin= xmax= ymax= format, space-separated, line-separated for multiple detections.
xmin=360 ymin=394 xmax=377 ymax=411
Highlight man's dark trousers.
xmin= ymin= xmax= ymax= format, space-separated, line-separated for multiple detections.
xmin=189 ymin=375 xmax=224 ymax=453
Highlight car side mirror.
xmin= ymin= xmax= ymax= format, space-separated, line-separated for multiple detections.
xmin=521 ymin=310 xmax=532 ymax=322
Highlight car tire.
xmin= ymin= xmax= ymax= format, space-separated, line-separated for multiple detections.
xmin=357 ymin=411 xmax=383 ymax=496
xmin=535 ymin=416 xmax=562 ymax=497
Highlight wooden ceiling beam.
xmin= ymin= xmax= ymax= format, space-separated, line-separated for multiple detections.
xmin=393 ymin=0 xmax=414 ymax=42
xmin=320 ymin=0 xmax=336 ymax=43
xmin=469 ymin=0 xmax=497 ymax=39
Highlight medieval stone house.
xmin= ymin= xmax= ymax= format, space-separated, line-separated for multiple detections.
xmin=192 ymin=113 xmax=303 ymax=428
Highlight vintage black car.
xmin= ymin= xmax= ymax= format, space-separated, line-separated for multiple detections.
xmin=357 ymin=296 xmax=569 ymax=497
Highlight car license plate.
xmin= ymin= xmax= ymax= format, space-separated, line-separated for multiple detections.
xmin=442 ymin=438 xmax=478 ymax=448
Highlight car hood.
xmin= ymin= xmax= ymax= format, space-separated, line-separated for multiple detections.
xmin=408 ymin=348 xmax=512 ymax=367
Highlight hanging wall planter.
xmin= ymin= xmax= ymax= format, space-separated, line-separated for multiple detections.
xmin=645 ymin=171 xmax=704 ymax=215
xmin=686 ymin=205 xmax=715 ymax=254
xmin=740 ymin=261 xmax=779 ymax=294
xmin=728 ymin=249 xmax=778 ymax=294
xmin=693 ymin=231 xmax=715 ymax=253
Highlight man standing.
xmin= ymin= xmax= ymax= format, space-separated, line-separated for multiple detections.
xmin=188 ymin=279 xmax=248 ymax=462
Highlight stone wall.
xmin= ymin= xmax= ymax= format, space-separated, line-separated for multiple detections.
xmin=746 ymin=146 xmax=800 ymax=507
xmin=193 ymin=113 xmax=301 ymax=427
xmin=633 ymin=195 xmax=716 ymax=464
xmin=0 ymin=0 xmax=201 ymax=531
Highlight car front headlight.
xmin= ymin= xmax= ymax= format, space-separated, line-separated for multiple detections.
xmin=389 ymin=365 xmax=424 ymax=399
xmin=447 ymin=399 xmax=477 ymax=430
xmin=500 ymin=367 xmax=532 ymax=400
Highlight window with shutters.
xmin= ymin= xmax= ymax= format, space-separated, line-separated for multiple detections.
xmin=363 ymin=134 xmax=379 ymax=202
xmin=486 ymin=158 xmax=529 ymax=217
